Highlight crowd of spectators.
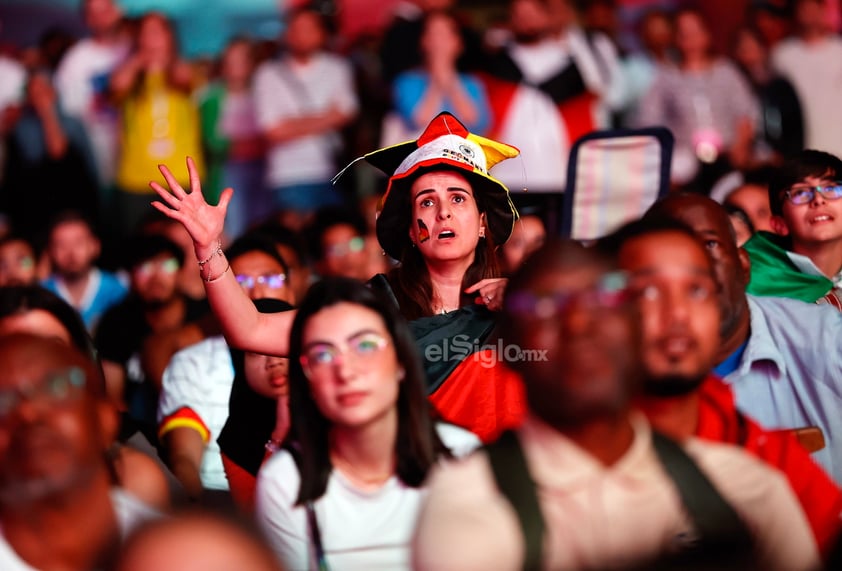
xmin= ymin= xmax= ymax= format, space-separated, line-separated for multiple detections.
xmin=1 ymin=0 xmax=842 ymax=569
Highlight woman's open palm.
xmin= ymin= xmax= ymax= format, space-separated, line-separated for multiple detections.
xmin=149 ymin=156 xmax=232 ymax=252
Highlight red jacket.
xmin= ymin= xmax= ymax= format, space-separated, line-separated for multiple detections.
xmin=697 ymin=375 xmax=842 ymax=557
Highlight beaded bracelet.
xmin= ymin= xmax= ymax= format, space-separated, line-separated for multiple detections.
xmin=204 ymin=263 xmax=230 ymax=283
xmin=197 ymin=241 xmax=223 ymax=269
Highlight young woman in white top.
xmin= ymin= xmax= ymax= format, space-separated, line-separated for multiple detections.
xmin=254 ymin=277 xmax=478 ymax=570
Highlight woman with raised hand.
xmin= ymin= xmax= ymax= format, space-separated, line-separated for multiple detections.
xmin=151 ymin=112 xmax=527 ymax=442
xmin=256 ymin=277 xmax=478 ymax=570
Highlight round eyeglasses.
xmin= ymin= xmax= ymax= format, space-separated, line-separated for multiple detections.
xmin=782 ymin=183 xmax=842 ymax=205
xmin=0 ymin=366 xmax=87 ymax=419
xmin=300 ymin=332 xmax=389 ymax=376
xmin=235 ymin=273 xmax=287 ymax=291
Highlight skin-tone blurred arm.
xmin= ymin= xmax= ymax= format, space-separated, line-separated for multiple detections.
xmin=728 ymin=117 xmax=755 ymax=170
xmin=30 ymin=83 xmax=68 ymax=159
xmin=162 ymin=427 xmax=205 ymax=500
xmin=101 ymin=359 xmax=127 ymax=411
xmin=149 ymin=157 xmax=295 ymax=356
xmin=262 ymin=106 xmax=353 ymax=145
xmin=114 ymin=447 xmax=172 ymax=511
xmin=110 ymin=55 xmax=146 ymax=101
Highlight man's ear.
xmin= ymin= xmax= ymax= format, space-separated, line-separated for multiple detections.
xmin=737 ymin=246 xmax=752 ymax=285
xmin=769 ymin=215 xmax=790 ymax=236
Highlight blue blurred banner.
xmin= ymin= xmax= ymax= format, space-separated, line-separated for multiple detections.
xmin=0 ymin=0 xmax=284 ymax=58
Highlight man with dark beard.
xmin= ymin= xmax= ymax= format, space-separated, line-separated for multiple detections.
xmin=0 ymin=334 xmax=157 ymax=570
xmin=41 ymin=210 xmax=127 ymax=332
xmin=645 ymin=193 xmax=842 ymax=486
xmin=607 ymin=215 xmax=842 ymax=560
xmin=413 ymin=238 xmax=818 ymax=571
xmin=95 ymin=234 xmax=209 ymax=447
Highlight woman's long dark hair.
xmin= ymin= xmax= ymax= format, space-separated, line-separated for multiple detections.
xmin=287 ymin=278 xmax=449 ymax=504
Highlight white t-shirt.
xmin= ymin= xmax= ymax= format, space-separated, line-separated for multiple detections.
xmin=772 ymin=35 xmax=842 ymax=158
xmin=158 ymin=336 xmax=235 ymax=491
xmin=54 ymin=37 xmax=129 ymax=186
xmin=255 ymin=424 xmax=479 ymax=571
xmin=252 ymin=53 xmax=358 ymax=188
xmin=0 ymin=56 xmax=25 ymax=112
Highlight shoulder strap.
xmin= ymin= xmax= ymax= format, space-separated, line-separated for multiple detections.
xmin=485 ymin=430 xmax=545 ymax=571
xmin=651 ymin=431 xmax=753 ymax=553
xmin=306 ymin=501 xmax=331 ymax=571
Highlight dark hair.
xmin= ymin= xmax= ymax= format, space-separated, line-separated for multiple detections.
xmin=46 ymin=209 xmax=99 ymax=241
xmin=596 ymin=214 xmax=706 ymax=257
xmin=768 ymin=149 xmax=842 ymax=216
xmin=287 ymin=277 xmax=448 ymax=504
xmin=673 ymin=7 xmax=717 ymax=59
xmin=252 ymin=220 xmax=310 ymax=268
xmin=225 ymin=233 xmax=291 ymax=278
xmin=0 ymin=285 xmax=102 ymax=392
xmin=124 ymin=233 xmax=185 ymax=270
xmin=218 ymin=298 xmax=295 ymax=477
xmin=306 ymin=206 xmax=368 ymax=262
xmin=284 ymin=4 xmax=335 ymax=37
xmin=0 ymin=233 xmax=39 ymax=258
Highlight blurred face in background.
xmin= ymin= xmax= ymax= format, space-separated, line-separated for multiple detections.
xmin=132 ymin=254 xmax=180 ymax=306
xmin=0 ymin=240 xmax=37 ymax=287
xmin=84 ymin=0 xmax=122 ymax=37
xmin=48 ymin=221 xmax=100 ymax=281
xmin=725 ymin=184 xmax=774 ymax=233
xmin=244 ymin=352 xmax=289 ymax=399
xmin=675 ymin=10 xmax=711 ymax=61
xmin=795 ymin=0 xmax=830 ymax=36
xmin=221 ymin=40 xmax=254 ymax=87
xmin=318 ymin=224 xmax=369 ymax=281
xmin=230 ymin=251 xmax=294 ymax=304
xmin=500 ymin=215 xmax=546 ymax=274
xmin=420 ymin=13 xmax=463 ymax=64
xmin=510 ymin=0 xmax=551 ymax=44
xmin=136 ymin=13 xmax=176 ymax=64
xmin=285 ymin=10 xmax=326 ymax=59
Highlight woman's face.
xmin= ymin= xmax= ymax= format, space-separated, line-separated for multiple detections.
xmin=408 ymin=171 xmax=484 ymax=265
xmin=300 ymin=302 xmax=402 ymax=431
xmin=221 ymin=41 xmax=254 ymax=86
xmin=138 ymin=14 xmax=173 ymax=59
xmin=675 ymin=12 xmax=710 ymax=59
xmin=244 ymin=352 xmax=289 ymax=399
xmin=733 ymin=29 xmax=766 ymax=69
xmin=421 ymin=14 xmax=462 ymax=61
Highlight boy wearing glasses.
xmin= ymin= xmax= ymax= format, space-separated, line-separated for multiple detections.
xmin=742 ymin=149 xmax=842 ymax=309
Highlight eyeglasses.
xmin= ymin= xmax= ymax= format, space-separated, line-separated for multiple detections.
xmin=135 ymin=257 xmax=180 ymax=276
xmin=235 ymin=273 xmax=287 ymax=291
xmin=325 ymin=237 xmax=365 ymax=258
xmin=505 ymin=271 xmax=631 ymax=319
xmin=782 ymin=183 xmax=842 ymax=205
xmin=0 ymin=366 xmax=86 ymax=419
xmin=300 ymin=332 xmax=389 ymax=376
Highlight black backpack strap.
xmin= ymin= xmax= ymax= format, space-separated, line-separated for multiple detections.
xmin=651 ymin=431 xmax=753 ymax=555
xmin=485 ymin=430 xmax=545 ymax=571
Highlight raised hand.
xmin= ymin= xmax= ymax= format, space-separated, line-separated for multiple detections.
xmin=149 ymin=156 xmax=232 ymax=259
